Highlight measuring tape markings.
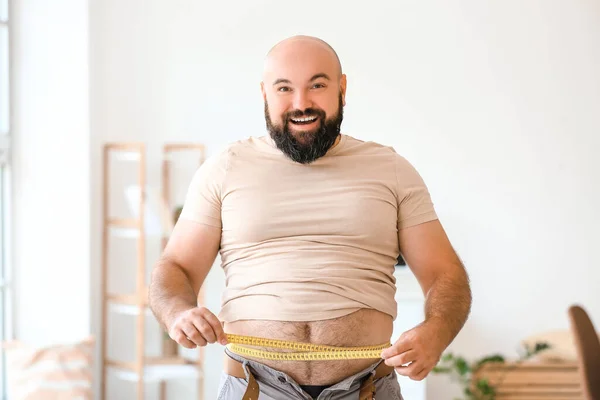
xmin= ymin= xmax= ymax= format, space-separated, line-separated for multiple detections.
xmin=225 ymin=333 xmax=391 ymax=361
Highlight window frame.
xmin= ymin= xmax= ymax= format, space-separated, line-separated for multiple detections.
xmin=0 ymin=0 xmax=13 ymax=398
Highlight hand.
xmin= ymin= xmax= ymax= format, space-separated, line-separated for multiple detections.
xmin=380 ymin=319 xmax=448 ymax=381
xmin=167 ymin=306 xmax=228 ymax=349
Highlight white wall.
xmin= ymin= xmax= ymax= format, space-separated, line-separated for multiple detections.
xmin=10 ymin=0 xmax=600 ymax=399
xmin=12 ymin=0 xmax=90 ymax=346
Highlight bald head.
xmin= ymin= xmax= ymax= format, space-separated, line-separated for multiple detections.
xmin=263 ymin=35 xmax=343 ymax=80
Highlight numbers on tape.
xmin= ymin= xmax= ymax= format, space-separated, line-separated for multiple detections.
xmin=225 ymin=334 xmax=390 ymax=361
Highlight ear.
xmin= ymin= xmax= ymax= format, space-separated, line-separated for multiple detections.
xmin=261 ymin=81 xmax=266 ymax=102
xmin=340 ymin=74 xmax=347 ymax=106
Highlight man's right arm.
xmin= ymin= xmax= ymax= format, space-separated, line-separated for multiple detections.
xmin=148 ymin=219 xmax=226 ymax=348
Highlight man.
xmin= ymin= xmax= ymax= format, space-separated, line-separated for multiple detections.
xmin=149 ymin=35 xmax=472 ymax=399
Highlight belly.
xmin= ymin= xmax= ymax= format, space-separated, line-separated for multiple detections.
xmin=223 ymin=308 xmax=393 ymax=385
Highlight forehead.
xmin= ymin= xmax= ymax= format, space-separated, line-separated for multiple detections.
xmin=263 ymin=41 xmax=339 ymax=84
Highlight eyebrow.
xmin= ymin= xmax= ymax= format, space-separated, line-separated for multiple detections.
xmin=273 ymin=73 xmax=331 ymax=86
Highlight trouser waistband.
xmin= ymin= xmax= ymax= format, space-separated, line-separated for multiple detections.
xmin=223 ymin=348 xmax=394 ymax=400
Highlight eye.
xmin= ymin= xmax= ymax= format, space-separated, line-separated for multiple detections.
xmin=277 ymin=86 xmax=291 ymax=92
xmin=312 ymin=83 xmax=326 ymax=89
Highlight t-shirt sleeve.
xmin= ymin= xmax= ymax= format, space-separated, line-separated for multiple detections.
xmin=395 ymin=155 xmax=438 ymax=230
xmin=178 ymin=149 xmax=228 ymax=228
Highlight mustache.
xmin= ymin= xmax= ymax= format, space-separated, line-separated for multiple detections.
xmin=285 ymin=108 xmax=326 ymax=120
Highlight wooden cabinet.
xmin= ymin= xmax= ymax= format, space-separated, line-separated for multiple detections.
xmin=472 ymin=361 xmax=582 ymax=400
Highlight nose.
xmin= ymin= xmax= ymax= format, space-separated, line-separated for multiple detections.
xmin=292 ymin=89 xmax=312 ymax=112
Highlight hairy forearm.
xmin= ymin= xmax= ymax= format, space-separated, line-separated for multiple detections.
xmin=423 ymin=266 xmax=472 ymax=347
xmin=148 ymin=256 xmax=198 ymax=331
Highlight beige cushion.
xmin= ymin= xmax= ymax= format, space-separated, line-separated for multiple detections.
xmin=2 ymin=336 xmax=95 ymax=400
xmin=520 ymin=329 xmax=599 ymax=362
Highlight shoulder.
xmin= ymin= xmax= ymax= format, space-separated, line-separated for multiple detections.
xmin=342 ymin=135 xmax=415 ymax=166
xmin=214 ymin=135 xmax=276 ymax=161
xmin=341 ymin=134 xmax=397 ymax=155
xmin=343 ymin=135 xmax=427 ymax=185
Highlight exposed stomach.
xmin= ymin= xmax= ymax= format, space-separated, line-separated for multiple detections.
xmin=223 ymin=308 xmax=393 ymax=385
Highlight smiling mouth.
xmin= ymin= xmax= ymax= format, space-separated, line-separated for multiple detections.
xmin=289 ymin=116 xmax=318 ymax=125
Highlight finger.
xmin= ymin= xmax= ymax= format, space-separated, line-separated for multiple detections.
xmin=383 ymin=350 xmax=418 ymax=367
xmin=394 ymin=362 xmax=421 ymax=378
xmin=171 ymin=328 xmax=196 ymax=349
xmin=200 ymin=308 xmax=228 ymax=345
xmin=182 ymin=323 xmax=207 ymax=347
xmin=410 ymin=367 xmax=428 ymax=381
xmin=413 ymin=367 xmax=429 ymax=381
xmin=193 ymin=318 xmax=217 ymax=344
xmin=381 ymin=337 xmax=412 ymax=359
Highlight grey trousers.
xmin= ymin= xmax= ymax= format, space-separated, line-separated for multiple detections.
xmin=217 ymin=349 xmax=404 ymax=399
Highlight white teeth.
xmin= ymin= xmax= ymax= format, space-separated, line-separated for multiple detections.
xmin=291 ymin=116 xmax=317 ymax=123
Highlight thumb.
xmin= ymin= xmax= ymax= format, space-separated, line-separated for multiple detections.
xmin=381 ymin=334 xmax=412 ymax=359
xmin=381 ymin=343 xmax=397 ymax=359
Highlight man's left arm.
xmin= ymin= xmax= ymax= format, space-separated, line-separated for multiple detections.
xmin=381 ymin=219 xmax=472 ymax=380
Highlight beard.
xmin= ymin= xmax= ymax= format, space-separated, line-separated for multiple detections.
xmin=265 ymin=93 xmax=344 ymax=164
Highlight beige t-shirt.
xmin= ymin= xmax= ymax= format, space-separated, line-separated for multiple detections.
xmin=179 ymin=134 xmax=438 ymax=323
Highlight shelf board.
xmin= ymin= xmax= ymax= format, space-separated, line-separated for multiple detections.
xmin=106 ymin=218 xmax=141 ymax=238
xmin=109 ymin=227 xmax=140 ymax=238
xmin=163 ymin=144 xmax=205 ymax=152
xmin=109 ymin=302 xmax=152 ymax=316
xmin=108 ymin=293 xmax=141 ymax=305
xmin=146 ymin=356 xmax=196 ymax=365
xmin=106 ymin=359 xmax=202 ymax=382
xmin=107 ymin=218 xmax=139 ymax=228
xmin=107 ymin=291 xmax=150 ymax=314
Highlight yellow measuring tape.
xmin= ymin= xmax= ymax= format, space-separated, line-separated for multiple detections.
xmin=225 ymin=334 xmax=390 ymax=361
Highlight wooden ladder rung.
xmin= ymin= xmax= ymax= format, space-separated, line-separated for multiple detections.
xmin=104 ymin=143 xmax=144 ymax=151
xmin=107 ymin=218 xmax=140 ymax=228
xmin=106 ymin=359 xmax=136 ymax=371
xmin=107 ymin=291 xmax=149 ymax=305
xmin=163 ymin=143 xmax=205 ymax=152
xmin=146 ymin=356 xmax=191 ymax=365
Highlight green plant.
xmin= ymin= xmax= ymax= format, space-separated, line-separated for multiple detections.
xmin=431 ymin=342 xmax=551 ymax=400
